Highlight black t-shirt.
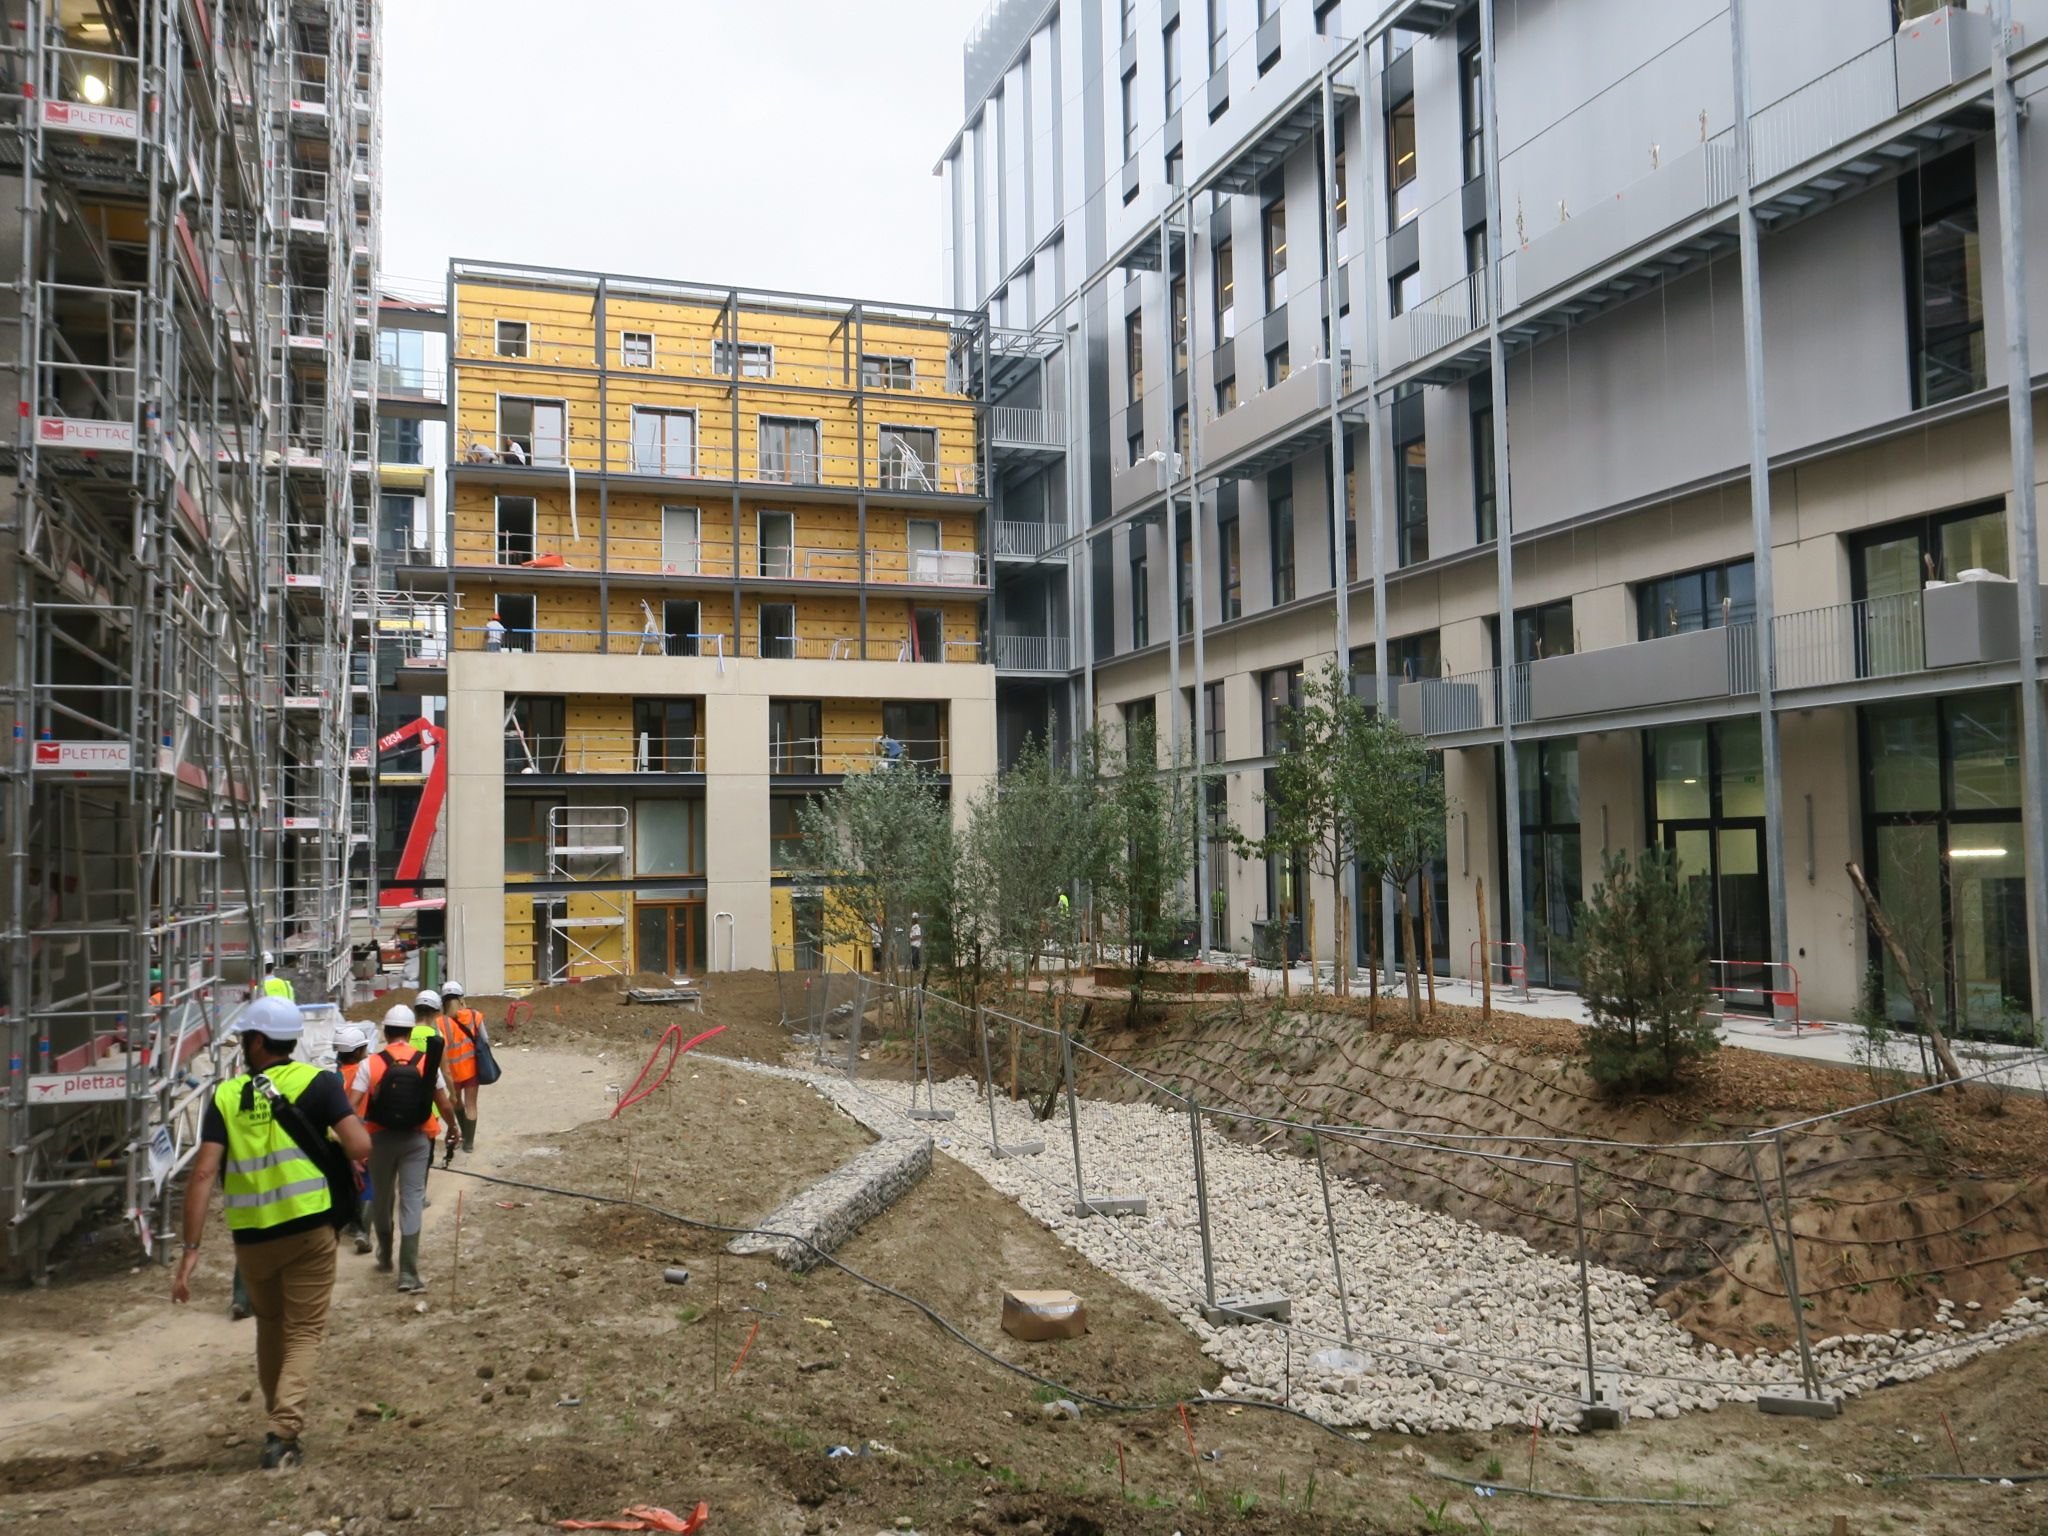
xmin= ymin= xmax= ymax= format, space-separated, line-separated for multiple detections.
xmin=201 ymin=1066 xmax=357 ymax=1245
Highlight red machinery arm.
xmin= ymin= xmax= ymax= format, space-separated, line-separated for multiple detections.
xmin=377 ymin=718 xmax=447 ymax=907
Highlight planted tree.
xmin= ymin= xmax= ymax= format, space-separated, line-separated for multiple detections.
xmin=1096 ymin=715 xmax=1196 ymax=1012
xmin=1345 ymin=714 xmax=1447 ymax=1024
xmin=1232 ymin=663 xmax=1366 ymax=996
xmin=794 ymin=760 xmax=957 ymax=1020
xmin=1563 ymin=847 xmax=1717 ymax=1092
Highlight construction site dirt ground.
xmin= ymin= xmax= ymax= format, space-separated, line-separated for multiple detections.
xmin=2 ymin=980 xmax=2046 ymax=1535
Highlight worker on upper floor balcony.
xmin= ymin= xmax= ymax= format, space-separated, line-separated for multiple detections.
xmin=484 ymin=612 xmax=506 ymax=652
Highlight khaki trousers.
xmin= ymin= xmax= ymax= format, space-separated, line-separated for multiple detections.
xmin=235 ymin=1224 xmax=338 ymax=1440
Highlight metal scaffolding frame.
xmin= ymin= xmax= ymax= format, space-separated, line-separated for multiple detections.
xmin=0 ymin=0 xmax=378 ymax=1281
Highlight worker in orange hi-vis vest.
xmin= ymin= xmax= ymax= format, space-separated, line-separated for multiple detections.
xmin=348 ymin=1005 xmax=457 ymax=1293
xmin=437 ymin=981 xmax=490 ymax=1163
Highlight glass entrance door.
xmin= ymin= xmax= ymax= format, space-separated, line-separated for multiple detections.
xmin=1661 ymin=822 xmax=1767 ymax=964
xmin=635 ymin=900 xmax=705 ymax=977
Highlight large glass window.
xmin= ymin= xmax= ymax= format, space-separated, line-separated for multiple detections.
xmin=504 ymin=795 xmax=563 ymax=877
xmin=1902 ymin=147 xmax=1986 ymax=407
xmin=497 ymin=397 xmax=564 ymax=465
xmin=631 ymin=407 xmax=696 ymax=477
xmin=1861 ymin=692 xmax=2028 ymax=1033
xmin=1260 ymin=664 xmax=1304 ymax=754
xmin=1851 ymin=503 xmax=2006 ymax=675
xmin=1268 ymin=467 xmax=1295 ymax=604
xmin=1645 ymin=719 xmax=1768 ymax=964
xmin=1171 ymin=275 xmax=1189 ymax=373
xmin=1121 ymin=66 xmax=1138 ymax=163
xmin=1262 ymin=197 xmax=1288 ymax=308
xmin=1460 ymin=45 xmax=1485 ymax=182
xmin=769 ymin=795 xmax=812 ymax=871
xmin=1126 ymin=309 xmax=1144 ymax=405
xmin=1519 ymin=740 xmax=1581 ymax=987
xmin=757 ymin=417 xmax=819 ymax=484
xmin=377 ymin=416 xmax=422 ymax=466
xmin=1387 ymin=92 xmax=1418 ymax=227
xmin=1219 ymin=503 xmax=1242 ymax=620
xmin=1394 ymin=387 xmax=1427 ymax=566
xmin=504 ymin=695 xmax=564 ymax=774
xmin=635 ymin=798 xmax=705 ymax=876
xmin=1214 ymin=239 xmax=1235 ymax=340
xmin=1207 ymin=0 xmax=1227 ymax=75
xmin=632 ymin=697 xmax=701 ymax=773
xmin=1164 ymin=19 xmax=1183 ymax=115
xmin=1130 ymin=533 xmax=1150 ymax=649
xmin=1515 ymin=599 xmax=1573 ymax=662
xmin=769 ymin=700 xmax=822 ymax=773
xmin=1636 ymin=559 xmax=1755 ymax=640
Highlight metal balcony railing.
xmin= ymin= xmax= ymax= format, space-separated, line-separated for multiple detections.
xmin=506 ymin=731 xmax=705 ymax=776
xmin=990 ymin=404 xmax=1067 ymax=449
xmin=992 ymin=520 xmax=1059 ymax=558
xmin=1403 ymin=270 xmax=1488 ymax=359
xmin=1772 ymin=591 xmax=1926 ymax=691
xmin=991 ymin=633 xmax=1072 ymax=671
xmin=770 ymin=734 xmax=950 ymax=776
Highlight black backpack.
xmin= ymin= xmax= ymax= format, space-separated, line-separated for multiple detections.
xmin=367 ymin=1048 xmax=433 ymax=1130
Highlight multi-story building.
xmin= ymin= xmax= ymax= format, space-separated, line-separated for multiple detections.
xmin=404 ymin=262 xmax=997 ymax=993
xmin=944 ymin=0 xmax=2048 ymax=1028
xmin=0 ymin=0 xmax=382 ymax=1275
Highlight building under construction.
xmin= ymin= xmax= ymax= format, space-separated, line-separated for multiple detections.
xmin=0 ymin=0 xmax=381 ymax=1279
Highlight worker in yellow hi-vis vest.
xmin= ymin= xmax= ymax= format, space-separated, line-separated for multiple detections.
xmin=260 ymin=950 xmax=295 ymax=1002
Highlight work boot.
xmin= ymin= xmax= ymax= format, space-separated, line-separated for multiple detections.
xmin=259 ymin=1433 xmax=303 ymax=1470
xmin=375 ymin=1224 xmax=394 ymax=1273
xmin=230 ymin=1266 xmax=252 ymax=1322
xmin=353 ymin=1201 xmax=374 ymax=1255
xmin=456 ymin=1110 xmax=477 ymax=1154
xmin=396 ymin=1234 xmax=425 ymax=1293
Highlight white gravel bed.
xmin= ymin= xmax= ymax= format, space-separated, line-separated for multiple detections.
xmin=837 ymin=1069 xmax=2048 ymax=1435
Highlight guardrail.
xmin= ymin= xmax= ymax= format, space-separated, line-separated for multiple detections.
xmin=469 ymin=533 xmax=987 ymax=589
xmin=456 ymin=435 xmax=986 ymax=496
xmin=1771 ymin=592 xmax=1925 ymax=691
xmin=453 ymin=623 xmax=981 ymax=664
xmin=770 ymin=734 xmax=951 ymax=775
xmin=505 ymin=730 xmax=704 ymax=775
xmin=991 ymin=633 xmax=1072 ymax=671
xmin=992 ymin=520 xmax=1058 ymax=558
xmin=990 ymin=404 xmax=1066 ymax=448
xmin=1748 ymin=37 xmax=1899 ymax=185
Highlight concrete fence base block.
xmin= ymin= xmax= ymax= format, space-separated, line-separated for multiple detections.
xmin=1074 ymin=1194 xmax=1148 ymax=1217
xmin=1581 ymin=1403 xmax=1628 ymax=1431
xmin=1757 ymin=1395 xmax=1840 ymax=1420
xmin=907 ymin=1107 xmax=957 ymax=1122
xmin=994 ymin=1138 xmax=1045 ymax=1159
xmin=1201 ymin=1290 xmax=1292 ymax=1326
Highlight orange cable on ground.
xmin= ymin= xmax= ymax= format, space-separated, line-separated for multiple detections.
xmin=611 ymin=1024 xmax=727 ymax=1117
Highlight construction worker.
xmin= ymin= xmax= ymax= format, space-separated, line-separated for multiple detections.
xmin=439 ymin=981 xmax=488 ymax=1160
xmin=172 ymin=995 xmax=369 ymax=1469
xmin=260 ymin=951 xmax=295 ymax=1002
xmin=484 ymin=611 xmax=506 ymax=651
xmin=331 ymin=1023 xmax=375 ymax=1254
xmin=348 ymin=1003 xmax=457 ymax=1291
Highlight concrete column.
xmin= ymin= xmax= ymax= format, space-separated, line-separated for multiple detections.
xmin=1443 ymin=745 xmax=1499 ymax=980
xmin=443 ymin=662 xmax=506 ymax=995
xmin=705 ymin=691 xmax=771 ymax=970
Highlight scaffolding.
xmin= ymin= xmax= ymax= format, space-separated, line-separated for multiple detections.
xmin=0 ymin=0 xmax=380 ymax=1280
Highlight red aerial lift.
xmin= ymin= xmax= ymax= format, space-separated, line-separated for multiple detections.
xmin=377 ymin=716 xmax=446 ymax=908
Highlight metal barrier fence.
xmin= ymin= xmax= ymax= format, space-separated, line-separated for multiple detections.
xmin=787 ymin=974 xmax=2048 ymax=1429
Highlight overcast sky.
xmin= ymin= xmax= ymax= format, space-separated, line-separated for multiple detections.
xmin=380 ymin=0 xmax=979 ymax=306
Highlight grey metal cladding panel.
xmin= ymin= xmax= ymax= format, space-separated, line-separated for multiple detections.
xmin=1922 ymin=580 xmax=2043 ymax=669
xmin=1200 ymin=357 xmax=1331 ymax=465
xmin=1385 ymin=215 xmax=1420 ymax=277
xmin=1395 ymin=679 xmax=1424 ymax=734
xmin=1172 ymin=368 xmax=1189 ymax=410
xmin=1895 ymin=6 xmax=1992 ymax=108
xmin=1111 ymin=458 xmax=1161 ymax=515
xmin=1527 ymin=628 xmax=1741 ymax=722
xmin=1208 ymin=65 xmax=1230 ymax=117
xmin=1164 ymin=108 xmax=1184 ymax=156
xmin=1262 ymin=304 xmax=1289 ymax=353
xmin=1120 ymin=33 xmax=1138 ymax=78
xmin=1384 ymin=46 xmax=1414 ymax=107
xmin=1123 ymin=273 xmax=1144 ymax=315
xmin=1461 ymin=174 xmax=1487 ymax=232
xmin=1257 ymin=15 xmax=1282 ymax=70
xmin=1213 ymin=336 xmax=1235 ymax=380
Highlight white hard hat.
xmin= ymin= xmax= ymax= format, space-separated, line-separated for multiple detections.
xmin=380 ymin=1003 xmax=417 ymax=1032
xmin=240 ymin=995 xmax=303 ymax=1040
xmin=332 ymin=1023 xmax=370 ymax=1053
xmin=442 ymin=981 xmax=465 ymax=999
xmin=262 ymin=950 xmax=275 ymax=967
xmin=413 ymin=989 xmax=442 ymax=1012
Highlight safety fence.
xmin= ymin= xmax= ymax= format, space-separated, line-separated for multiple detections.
xmin=788 ymin=974 xmax=2048 ymax=1429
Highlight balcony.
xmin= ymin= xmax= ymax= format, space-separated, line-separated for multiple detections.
xmin=452 ymin=435 xmax=987 ymax=499
xmin=1199 ymin=357 xmax=1331 ymax=477
xmin=1189 ymin=31 xmax=1352 ymax=199
xmin=1381 ymin=271 xmax=1487 ymax=376
xmin=367 ymin=359 xmax=446 ymax=416
xmin=506 ymin=730 xmax=704 ymax=777
xmin=991 ymin=633 xmax=1072 ymax=674
xmin=1110 ymin=451 xmax=1167 ymax=516
xmin=992 ymin=520 xmax=1060 ymax=560
xmin=1772 ymin=592 xmax=1927 ymax=691
xmin=771 ymin=734 xmax=951 ymax=777
xmin=493 ymin=533 xmax=987 ymax=592
xmin=989 ymin=404 xmax=1066 ymax=461
xmin=454 ymin=621 xmax=984 ymax=665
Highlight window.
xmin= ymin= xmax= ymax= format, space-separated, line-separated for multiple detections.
xmin=504 ymin=795 xmax=562 ymax=876
xmin=1219 ymin=500 xmax=1242 ymax=619
xmin=1203 ymin=681 xmax=1225 ymax=761
xmin=1164 ymin=18 xmax=1183 ymax=115
xmin=1130 ymin=534 xmax=1150 ymax=649
xmin=1207 ymin=0 xmax=1227 ymax=74
xmin=1120 ymin=0 xmax=1135 ymax=37
xmin=1453 ymin=48 xmax=1485 ymax=187
xmin=1390 ymin=263 xmax=1421 ymax=317
xmin=660 ymin=598 xmax=701 ymax=657
xmin=1515 ymin=599 xmax=1573 ymax=662
xmin=1903 ymin=147 xmax=1986 ymax=407
xmin=1261 ymin=664 xmax=1304 ymax=753
xmin=377 ymin=493 xmax=416 ymax=565
xmin=495 ymin=594 xmax=536 ymax=653
xmin=1470 ymin=373 xmax=1497 ymax=543
xmin=1126 ymin=309 xmax=1144 ymax=404
xmin=1636 ymin=559 xmax=1756 ymax=639
xmin=1265 ymin=342 xmax=1290 ymax=387
xmin=769 ymin=700 xmax=821 ymax=773
xmin=1166 ymin=146 xmax=1184 ymax=189
xmin=1333 ymin=146 xmax=1349 ymax=234
xmin=1268 ymin=467 xmax=1295 ymax=604
xmin=1214 ymin=239 xmax=1235 ymax=339
xmin=1262 ymin=196 xmax=1288 ymax=307
xmin=757 ymin=510 xmax=795 ymax=579
xmin=1861 ymin=690 xmax=2028 ymax=1032
xmin=1216 ymin=374 xmax=1238 ymax=415
xmin=759 ymin=603 xmax=796 ymax=659
xmin=1177 ymin=517 xmax=1194 ymax=632
xmin=1129 ymin=428 xmax=1146 ymax=468
xmin=495 ymin=495 xmax=535 ymax=565
xmin=1394 ymin=386 xmax=1427 ymax=566
xmin=769 ymin=795 xmax=811 ymax=871
xmin=875 ymin=425 xmax=940 ymax=492
xmin=713 ymin=340 xmax=773 ymax=379
xmin=631 ymin=407 xmax=695 ymax=477
xmin=377 ymin=416 xmax=422 ymax=466
xmin=661 ymin=505 xmax=700 ymax=574
xmin=1852 ymin=503 xmax=2005 ymax=675
xmin=1171 ymin=274 xmax=1189 ymax=372
xmin=1315 ymin=0 xmax=1341 ymax=32
xmin=621 ymin=330 xmax=654 ymax=369
xmin=1388 ymin=92 xmax=1418 ymax=227
xmin=1518 ymin=740 xmax=1580 ymax=987
xmin=1205 ymin=776 xmax=1230 ymax=943
xmin=860 ymin=354 xmax=914 ymax=390
xmin=497 ymin=397 xmax=565 ymax=464
xmin=884 ymin=701 xmax=945 ymax=769
xmin=494 ymin=319 xmax=529 ymax=359
xmin=631 ymin=698 xmax=701 ymax=774
xmin=1646 ymin=719 xmax=1769 ymax=966
xmin=758 ymin=417 xmax=820 ymax=484
xmin=1122 ymin=67 xmax=1139 ymax=164
xmin=378 ymin=328 xmax=426 ymax=392
xmin=636 ymin=798 xmax=705 ymax=876
xmin=504 ymin=694 xmax=563 ymax=772
xmin=1174 ymin=405 xmax=1190 ymax=466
